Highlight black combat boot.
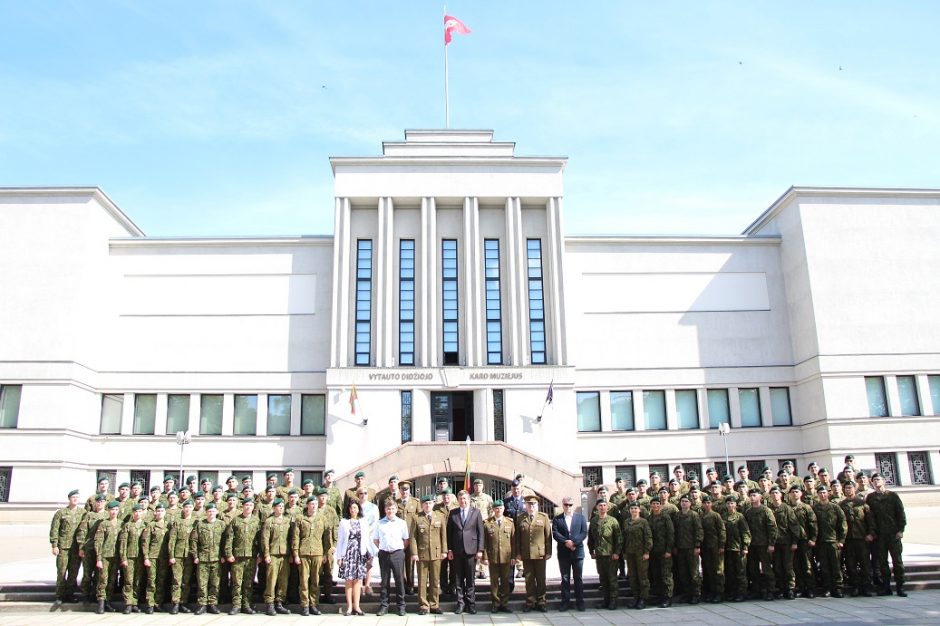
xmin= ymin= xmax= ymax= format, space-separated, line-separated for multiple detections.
xmin=229 ymin=605 xmax=239 ymax=615
xmin=310 ymin=605 xmax=321 ymax=615
xmin=169 ymin=603 xmax=179 ymax=615
xmin=242 ymin=604 xmax=255 ymax=614
xmin=896 ymin=584 xmax=908 ymax=598
xmin=266 ymin=603 xmax=276 ymax=616
xmin=96 ymin=600 xmax=105 ymax=615
xmin=301 ymin=605 xmax=309 ymax=616
xmin=275 ymin=601 xmax=291 ymax=614
xmin=207 ymin=604 xmax=219 ymax=614
xmin=194 ymin=604 xmax=206 ymax=615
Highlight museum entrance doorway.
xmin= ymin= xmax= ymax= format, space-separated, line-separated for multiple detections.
xmin=430 ymin=391 xmax=474 ymax=442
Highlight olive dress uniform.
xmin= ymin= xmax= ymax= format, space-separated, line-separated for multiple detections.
xmin=94 ymin=512 xmax=123 ymax=610
xmin=167 ymin=513 xmax=196 ymax=612
xmin=49 ymin=503 xmax=84 ymax=602
xmin=482 ymin=514 xmax=514 ymax=611
xmin=867 ymin=486 xmax=907 ymax=595
xmin=840 ymin=494 xmax=875 ymax=595
xmin=621 ymin=515 xmax=653 ymax=607
xmin=588 ymin=513 xmax=622 ymax=607
xmin=743 ymin=500 xmax=777 ymax=599
xmin=119 ymin=516 xmax=147 ymax=612
xmin=261 ymin=512 xmax=292 ymax=611
xmin=77 ymin=505 xmax=108 ymax=600
xmin=700 ymin=504 xmax=726 ymax=601
xmin=515 ymin=510 xmax=553 ymax=610
xmin=647 ymin=508 xmax=675 ymax=605
xmin=769 ymin=499 xmax=800 ymax=597
xmin=190 ymin=515 xmax=227 ymax=611
xmin=224 ymin=513 xmax=261 ymax=613
xmin=293 ymin=509 xmax=330 ymax=614
xmin=723 ymin=506 xmax=751 ymax=600
xmin=140 ymin=515 xmax=171 ymax=611
xmin=409 ymin=508 xmax=448 ymax=613
xmin=673 ymin=507 xmax=703 ymax=601
xmin=813 ymin=497 xmax=848 ymax=596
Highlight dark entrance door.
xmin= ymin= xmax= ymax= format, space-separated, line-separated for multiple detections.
xmin=430 ymin=391 xmax=474 ymax=442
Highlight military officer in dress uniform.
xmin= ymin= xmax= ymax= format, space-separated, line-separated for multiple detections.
xmin=409 ymin=494 xmax=447 ymax=615
xmin=482 ymin=499 xmax=514 ymax=613
xmin=224 ymin=498 xmax=260 ymax=615
xmin=49 ymin=489 xmax=84 ymax=603
xmin=515 ymin=495 xmax=552 ymax=612
xmin=469 ymin=479 xmax=494 ymax=580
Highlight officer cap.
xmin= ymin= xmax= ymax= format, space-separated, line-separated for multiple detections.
xmin=789 ymin=485 xmax=803 ymax=493
xmin=306 ymin=496 xmax=317 ymax=504
xmin=636 ymin=479 xmax=648 ymax=486
xmin=625 ymin=487 xmax=636 ymax=494
xmin=106 ymin=500 xmax=120 ymax=509
xmin=272 ymin=498 xmax=284 ymax=506
xmin=182 ymin=499 xmax=194 ymax=507
xmin=595 ymin=498 xmax=608 ymax=505
xmin=267 ymin=473 xmax=277 ymax=480
xmin=225 ymin=493 xmax=238 ymax=501
xmin=97 ymin=475 xmax=110 ymax=483
xmin=399 ymin=481 xmax=412 ymax=489
xmin=284 ymin=467 xmax=295 ymax=474
xmin=493 ymin=499 xmax=504 ymax=507
xmin=132 ymin=504 xmax=144 ymax=511
xmin=288 ymin=488 xmax=300 ymax=496
xmin=388 ymin=474 xmax=399 ymax=481
xmin=95 ymin=494 xmax=107 ymax=502
xmin=226 ymin=475 xmax=237 ymax=482
xmin=68 ymin=489 xmax=79 ymax=497
xmin=421 ymin=495 xmax=434 ymax=503
xmin=243 ymin=498 xmax=255 ymax=505
xmin=472 ymin=478 xmax=483 ymax=485
xmin=186 ymin=475 xmax=196 ymax=482
xmin=679 ymin=494 xmax=691 ymax=502
xmin=870 ymin=472 xmax=882 ymax=480
xmin=510 ymin=479 xmax=520 ymax=487
xmin=194 ymin=490 xmax=205 ymax=498
xmin=204 ymin=502 xmax=217 ymax=510
xmin=211 ymin=485 xmax=222 ymax=493
xmin=523 ymin=495 xmax=539 ymax=504
xmin=816 ymin=485 xmax=828 ymax=492
xmin=302 ymin=479 xmax=314 ymax=486
xmin=354 ymin=471 xmax=365 ymax=478
xmin=265 ymin=485 xmax=276 ymax=493
xmin=441 ymin=488 xmax=452 ymax=495
xmin=748 ymin=488 xmax=761 ymax=495
xmin=154 ymin=503 xmax=165 ymax=510
xmin=701 ymin=494 xmax=712 ymax=503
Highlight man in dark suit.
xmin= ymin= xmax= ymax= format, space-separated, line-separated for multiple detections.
xmin=552 ymin=495 xmax=588 ymax=611
xmin=446 ymin=489 xmax=485 ymax=614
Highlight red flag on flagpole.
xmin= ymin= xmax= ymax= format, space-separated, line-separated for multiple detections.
xmin=444 ymin=15 xmax=471 ymax=45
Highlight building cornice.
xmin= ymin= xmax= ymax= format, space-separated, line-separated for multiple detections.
xmin=742 ymin=186 xmax=940 ymax=235
xmin=329 ymin=156 xmax=568 ymax=175
xmin=565 ymin=235 xmax=781 ymax=246
xmin=0 ymin=186 xmax=144 ymax=237
xmin=109 ymin=235 xmax=333 ymax=249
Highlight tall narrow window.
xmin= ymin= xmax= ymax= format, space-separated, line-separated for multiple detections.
xmin=643 ymin=390 xmax=667 ymax=430
xmin=401 ymin=391 xmax=413 ymax=444
xmin=0 ymin=385 xmax=22 ymax=429
xmin=897 ymin=376 xmax=921 ymax=416
xmin=267 ymin=394 xmax=291 ymax=436
xmin=100 ymin=394 xmax=123 ymax=435
xmin=442 ymin=239 xmax=459 ymax=365
xmin=676 ymin=390 xmax=699 ymax=429
xmin=526 ymin=239 xmax=546 ymax=365
xmin=930 ymin=375 xmax=940 ymax=416
xmin=166 ymin=394 xmax=190 ymax=435
xmin=707 ymin=389 xmax=730 ymax=429
xmin=200 ymin=394 xmax=223 ymax=435
xmin=493 ymin=389 xmax=505 ymax=441
xmin=399 ymin=240 xmax=415 ymax=365
xmin=355 ymin=240 xmax=373 ymax=366
xmin=865 ymin=376 xmax=888 ymax=417
xmin=484 ymin=239 xmax=503 ymax=364
xmin=610 ymin=391 xmax=635 ymax=431
xmin=233 ymin=395 xmax=257 ymax=436
xmin=301 ymin=394 xmax=325 ymax=435
xmin=770 ymin=388 xmax=792 ymax=426
xmin=133 ymin=394 xmax=156 ymax=435
xmin=739 ymin=388 xmax=762 ymax=427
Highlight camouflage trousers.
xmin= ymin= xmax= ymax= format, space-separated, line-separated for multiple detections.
xmin=54 ymin=547 xmax=81 ymax=600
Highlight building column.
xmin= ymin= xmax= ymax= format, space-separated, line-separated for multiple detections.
xmin=729 ymin=388 xmax=742 ymax=429
xmin=120 ymin=393 xmax=134 ymax=435
xmin=290 ymin=393 xmax=301 ymax=436
xmin=916 ymin=374 xmax=933 ymax=415
xmin=330 ymin=198 xmax=352 ymax=367
xmin=257 ymin=394 xmax=268 ymax=437
xmin=155 ymin=393 xmax=168 ymax=436
xmin=545 ymin=197 xmax=567 ymax=365
xmin=375 ymin=197 xmax=395 ymax=367
xmin=895 ymin=453 xmax=913 ymax=487
xmin=759 ymin=387 xmax=774 ymax=427
xmin=423 ymin=198 xmax=439 ymax=367
xmin=665 ymin=389 xmax=678 ymax=430
xmin=462 ymin=197 xmax=482 ymax=366
xmin=884 ymin=375 xmax=900 ymax=417
xmin=504 ymin=197 xmax=525 ymax=366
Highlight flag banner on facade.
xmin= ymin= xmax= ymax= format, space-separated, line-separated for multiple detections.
xmin=349 ymin=385 xmax=358 ymax=415
xmin=444 ymin=15 xmax=471 ymax=45
xmin=463 ymin=436 xmax=471 ymax=491
xmin=545 ymin=381 xmax=554 ymax=406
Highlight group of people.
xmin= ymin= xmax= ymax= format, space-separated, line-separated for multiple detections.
xmin=583 ymin=455 xmax=908 ymax=610
xmin=47 ymin=455 xmax=908 ymax=616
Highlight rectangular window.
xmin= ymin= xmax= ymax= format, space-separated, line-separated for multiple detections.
xmin=615 ymin=465 xmax=636 ymax=486
xmin=130 ymin=469 xmax=150 ymax=489
xmin=493 ymin=389 xmax=505 ymax=442
xmin=908 ymin=451 xmax=932 ymax=486
xmin=576 ymin=391 xmax=601 ymax=432
xmin=233 ymin=395 xmax=257 ymax=436
xmin=300 ymin=394 xmax=325 ymax=435
xmin=707 ymin=389 xmax=730 ymax=429
xmin=399 ymin=239 xmax=416 ymax=366
xmin=526 ymin=239 xmax=546 ymax=365
xmin=643 ymin=390 xmax=667 ymax=430
xmin=0 ymin=467 xmax=10 ymax=503
xmin=676 ymin=389 xmax=699 ymax=430
xmin=897 ymin=376 xmax=921 ymax=416
xmin=100 ymin=394 xmax=123 ymax=435
xmin=401 ymin=391 xmax=412 ymax=444
xmin=738 ymin=388 xmax=762 ymax=427
xmin=0 ymin=385 xmax=22 ymax=429
xmin=582 ymin=465 xmax=602 ymax=488
xmin=200 ymin=394 xmax=223 ymax=435
xmin=355 ymin=239 xmax=373 ymax=366
xmin=441 ymin=239 xmax=459 ymax=365
xmin=133 ymin=394 xmax=156 ymax=435
xmin=267 ymin=394 xmax=291 ymax=436
xmin=166 ymin=394 xmax=190 ymax=435
xmin=483 ymin=239 xmax=503 ymax=365
xmin=301 ymin=471 xmax=323 ymax=488
xmin=875 ymin=452 xmax=898 ymax=486
xmin=770 ymin=388 xmax=793 ymax=426
xmin=866 ymin=376 xmax=888 ymax=417
xmin=610 ymin=391 xmax=635 ymax=431
xmin=929 ymin=375 xmax=940 ymax=416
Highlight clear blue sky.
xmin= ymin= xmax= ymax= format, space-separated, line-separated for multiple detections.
xmin=1 ymin=2 xmax=937 ymax=237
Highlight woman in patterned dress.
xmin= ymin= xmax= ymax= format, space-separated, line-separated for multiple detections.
xmin=337 ymin=499 xmax=371 ymax=615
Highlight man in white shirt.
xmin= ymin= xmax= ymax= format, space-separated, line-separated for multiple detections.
xmin=372 ymin=500 xmax=409 ymax=616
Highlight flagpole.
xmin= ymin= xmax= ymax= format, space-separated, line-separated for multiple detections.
xmin=443 ymin=6 xmax=449 ymax=128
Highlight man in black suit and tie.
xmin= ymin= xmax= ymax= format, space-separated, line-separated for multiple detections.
xmin=552 ymin=495 xmax=588 ymax=611
xmin=446 ymin=489 xmax=485 ymax=614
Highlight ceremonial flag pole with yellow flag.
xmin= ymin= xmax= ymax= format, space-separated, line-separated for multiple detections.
xmin=463 ymin=436 xmax=472 ymax=492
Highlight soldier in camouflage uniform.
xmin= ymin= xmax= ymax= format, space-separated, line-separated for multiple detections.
xmin=78 ymin=494 xmax=108 ymax=601
xmin=94 ymin=500 xmax=123 ymax=614
xmin=293 ymin=496 xmax=330 ymax=616
xmin=621 ymin=502 xmax=652 ymax=609
xmin=140 ymin=503 xmax=170 ymax=613
xmin=722 ymin=495 xmax=750 ymax=602
xmin=167 ymin=499 xmax=196 ymax=614
xmin=647 ymin=498 xmax=675 ymax=607
xmin=587 ymin=499 xmax=621 ymax=609
xmin=224 ymin=498 xmax=260 ymax=615
xmin=767 ymin=486 xmax=799 ymax=599
xmin=316 ymin=487 xmax=339 ymax=604
xmin=787 ymin=484 xmax=818 ymax=598
xmin=190 ymin=502 xmax=226 ymax=614
xmin=840 ymin=480 xmax=874 ymax=597
xmin=812 ymin=485 xmax=847 ymax=597
xmin=743 ymin=488 xmax=777 ymax=600
xmin=118 ymin=503 xmax=147 ymax=613
xmin=866 ymin=472 xmax=907 ymax=596
xmin=699 ymin=495 xmax=726 ymax=603
xmin=262 ymin=497 xmax=293 ymax=615
xmin=674 ymin=494 xmax=703 ymax=603
xmin=85 ymin=476 xmax=113 ymax=512
xmin=49 ymin=489 xmax=84 ymax=603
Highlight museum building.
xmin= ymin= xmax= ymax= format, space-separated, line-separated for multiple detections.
xmin=1 ymin=129 xmax=939 ymax=512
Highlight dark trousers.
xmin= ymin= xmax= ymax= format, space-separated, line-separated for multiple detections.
xmin=557 ymin=550 xmax=584 ymax=608
xmin=452 ymin=553 xmax=478 ymax=610
xmin=378 ymin=550 xmax=405 ymax=610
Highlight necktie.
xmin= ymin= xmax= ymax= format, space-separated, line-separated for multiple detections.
xmin=462 ymin=509 xmax=467 ymax=523
xmin=529 ymin=514 xmax=534 ymax=523
xmin=427 ymin=514 xmax=432 ymax=524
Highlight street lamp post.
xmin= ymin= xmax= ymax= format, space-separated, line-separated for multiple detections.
xmin=718 ymin=422 xmax=732 ymax=478
xmin=175 ymin=430 xmax=192 ymax=485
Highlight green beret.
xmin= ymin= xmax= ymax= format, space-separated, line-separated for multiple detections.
xmin=628 ymin=502 xmax=641 ymax=508
xmin=182 ymin=499 xmax=194 ymax=507
xmin=267 ymin=473 xmax=277 ymax=480
xmin=186 ymin=475 xmax=196 ymax=482
xmin=68 ymin=489 xmax=79 ymax=497
xmin=493 ymin=499 xmax=504 ymax=507
xmin=138 ymin=496 xmax=149 ymax=503
xmin=204 ymin=502 xmax=217 ymax=510
xmin=130 ymin=481 xmax=141 ymax=488
xmin=769 ymin=486 xmax=781 ymax=493
xmin=595 ymin=498 xmax=608 ymax=505
xmin=389 ymin=474 xmax=399 ymax=481
xmin=150 ymin=486 xmax=161 ymax=494
xmin=302 ymin=479 xmax=314 ymax=486
xmin=272 ymin=498 xmax=284 ymax=506
xmin=241 ymin=486 xmax=252 ymax=493
xmin=132 ymin=504 xmax=144 ymax=511
xmin=649 ymin=471 xmax=660 ymax=477
xmin=421 ymin=495 xmax=434 ymax=502
xmin=843 ymin=481 xmax=857 ymax=488
xmin=306 ymin=496 xmax=317 ymax=504
xmin=679 ymin=494 xmax=691 ymax=502
xmin=242 ymin=498 xmax=254 ymax=505
xmin=701 ymin=494 xmax=712 ymax=502
xmin=284 ymin=467 xmax=294 ymax=474
xmin=106 ymin=500 xmax=120 ymax=509
xmin=167 ymin=490 xmax=177 ymax=497
xmin=211 ymin=486 xmax=223 ymax=493
xmin=288 ymin=488 xmax=300 ymax=495
xmin=789 ymin=485 xmax=803 ymax=492
xmin=225 ymin=494 xmax=238 ymax=501
xmin=725 ymin=495 xmax=738 ymax=503
xmin=472 ymin=478 xmax=483 ymax=485
xmin=636 ymin=479 xmax=648 ymax=486
xmin=97 ymin=475 xmax=110 ymax=483
xmin=625 ymin=487 xmax=636 ymax=494
xmin=194 ymin=491 xmax=205 ymax=498
xmin=354 ymin=471 xmax=365 ymax=478
xmin=441 ymin=488 xmax=452 ymax=495
xmin=816 ymin=485 xmax=828 ymax=492
xmin=723 ymin=475 xmax=734 ymax=482
xmin=154 ymin=503 xmax=165 ymax=510
xmin=324 ymin=469 xmax=335 ymax=475
xmin=315 ymin=487 xmax=328 ymax=496
xmin=241 ymin=475 xmax=251 ymax=481
xmin=748 ymin=488 xmax=761 ymax=495
xmin=119 ymin=482 xmax=130 ymax=489
xmin=225 ymin=475 xmax=236 ymax=482
xmin=265 ymin=485 xmax=276 ymax=493
xmin=650 ymin=498 xmax=663 ymax=505
xmin=515 ymin=473 xmax=525 ymax=480
xmin=163 ymin=475 xmax=175 ymax=482
xmin=818 ymin=467 xmax=829 ymax=474
xmin=94 ymin=494 xmax=107 ymax=502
